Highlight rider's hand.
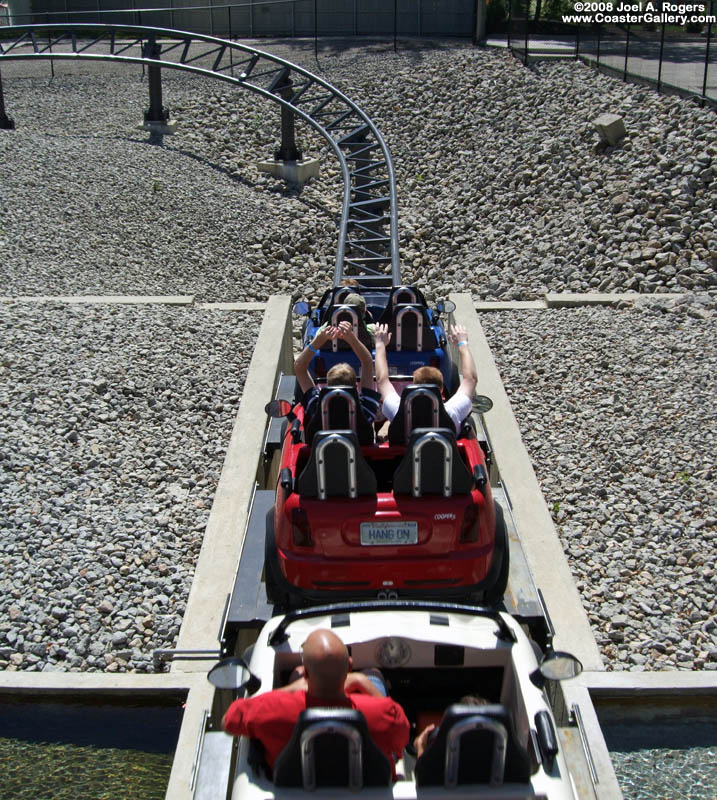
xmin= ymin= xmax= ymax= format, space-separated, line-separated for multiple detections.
xmin=448 ymin=324 xmax=468 ymax=347
xmin=374 ymin=323 xmax=391 ymax=347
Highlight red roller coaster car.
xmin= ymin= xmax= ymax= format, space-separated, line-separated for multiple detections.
xmin=264 ymin=381 xmax=508 ymax=608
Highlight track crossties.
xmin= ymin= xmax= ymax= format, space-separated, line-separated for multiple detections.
xmin=0 ymin=23 xmax=400 ymax=287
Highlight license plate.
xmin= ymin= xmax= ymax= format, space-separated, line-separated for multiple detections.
xmin=360 ymin=521 xmax=418 ymax=546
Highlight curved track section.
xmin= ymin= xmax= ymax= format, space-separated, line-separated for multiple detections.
xmin=0 ymin=24 xmax=400 ymax=287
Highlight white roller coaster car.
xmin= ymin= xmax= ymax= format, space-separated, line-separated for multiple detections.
xmin=209 ymin=600 xmax=583 ymax=800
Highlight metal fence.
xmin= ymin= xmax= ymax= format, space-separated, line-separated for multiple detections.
xmin=6 ymin=0 xmax=478 ymax=39
xmin=505 ymin=0 xmax=716 ymax=106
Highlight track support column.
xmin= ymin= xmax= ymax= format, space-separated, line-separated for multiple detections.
xmin=274 ymin=79 xmax=302 ymax=162
xmin=142 ymin=35 xmax=176 ymax=140
xmin=257 ymin=75 xmax=319 ymax=187
xmin=0 ymin=69 xmax=15 ymax=130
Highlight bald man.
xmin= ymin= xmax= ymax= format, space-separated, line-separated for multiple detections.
xmin=222 ymin=629 xmax=409 ymax=777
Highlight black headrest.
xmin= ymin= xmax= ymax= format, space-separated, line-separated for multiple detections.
xmin=387 ymin=384 xmax=454 ymax=445
xmin=297 ymin=430 xmax=377 ymax=499
xmin=304 ymin=386 xmax=375 ymax=446
xmin=377 ymin=285 xmax=429 ymax=324
xmin=273 ymin=707 xmax=392 ymax=789
xmin=387 ymin=303 xmax=438 ymax=352
xmin=392 ymin=428 xmax=473 ymax=496
xmin=415 ymin=703 xmax=532 ymax=787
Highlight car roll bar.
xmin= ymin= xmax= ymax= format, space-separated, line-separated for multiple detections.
xmin=268 ymin=600 xmax=517 ymax=646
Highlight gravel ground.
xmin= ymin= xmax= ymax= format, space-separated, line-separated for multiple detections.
xmin=1 ymin=42 xmax=715 ymax=302
xmin=481 ymin=305 xmax=716 ymax=671
xmin=0 ymin=303 xmax=258 ymax=672
xmin=0 ymin=41 xmax=715 ymax=672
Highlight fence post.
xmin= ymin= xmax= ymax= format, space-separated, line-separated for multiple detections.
xmin=623 ymin=22 xmax=630 ymax=81
xmin=575 ymin=21 xmax=580 ymax=59
xmin=507 ymin=0 xmax=512 ymax=50
xmin=702 ymin=13 xmax=712 ymax=105
xmin=0 ymin=69 xmax=16 ymax=130
xmin=46 ymin=14 xmax=55 ymax=78
xmin=657 ymin=19 xmax=665 ymax=93
xmin=596 ymin=21 xmax=601 ymax=65
xmin=394 ymin=0 xmax=397 ymax=52
xmin=524 ymin=0 xmax=529 ymax=66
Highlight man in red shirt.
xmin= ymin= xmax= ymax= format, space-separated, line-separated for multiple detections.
xmin=222 ymin=628 xmax=409 ymax=776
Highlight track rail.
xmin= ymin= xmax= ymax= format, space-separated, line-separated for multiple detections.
xmin=0 ymin=23 xmax=400 ymax=287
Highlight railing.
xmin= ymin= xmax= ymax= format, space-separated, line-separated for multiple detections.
xmin=503 ymin=0 xmax=716 ymax=107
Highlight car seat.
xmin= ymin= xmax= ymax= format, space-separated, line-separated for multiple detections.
xmin=392 ymin=428 xmax=473 ymax=497
xmin=387 ymin=384 xmax=455 ymax=445
xmin=387 ymin=304 xmax=438 ymax=352
xmin=273 ymin=708 xmax=393 ymax=790
xmin=297 ymin=430 xmax=377 ymax=499
xmin=414 ymin=703 xmax=532 ymax=788
xmin=304 ymin=386 xmax=375 ymax=446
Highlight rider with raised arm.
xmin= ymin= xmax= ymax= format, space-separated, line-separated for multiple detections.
xmin=374 ymin=322 xmax=477 ymax=433
xmin=294 ymin=319 xmax=380 ymax=425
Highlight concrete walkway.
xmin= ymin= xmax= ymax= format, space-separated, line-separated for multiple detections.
xmin=487 ymin=33 xmax=716 ymax=102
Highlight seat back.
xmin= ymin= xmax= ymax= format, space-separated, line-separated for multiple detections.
xmin=377 ymin=285 xmax=429 ymax=324
xmin=415 ymin=704 xmax=532 ymax=788
xmin=319 ymin=305 xmax=373 ymax=353
xmin=273 ymin=708 xmax=392 ymax=790
xmin=387 ymin=304 xmax=438 ymax=352
xmin=387 ymin=384 xmax=454 ymax=445
xmin=305 ymin=386 xmax=375 ymax=446
xmin=393 ymin=428 xmax=473 ymax=497
xmin=318 ymin=286 xmax=360 ymax=324
xmin=297 ymin=430 xmax=377 ymax=499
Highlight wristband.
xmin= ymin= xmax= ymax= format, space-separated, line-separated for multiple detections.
xmin=457 ymin=340 xmax=468 ymax=348
xmin=308 ymin=344 xmax=320 ymax=354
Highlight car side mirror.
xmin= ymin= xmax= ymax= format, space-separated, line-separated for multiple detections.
xmin=208 ymin=657 xmax=261 ymax=695
xmin=472 ymin=395 xmax=493 ymax=413
xmin=436 ymin=299 xmax=456 ymax=315
xmin=530 ymin=651 xmax=583 ymax=689
xmin=293 ymin=301 xmax=310 ymax=316
xmin=265 ymin=399 xmax=293 ymax=418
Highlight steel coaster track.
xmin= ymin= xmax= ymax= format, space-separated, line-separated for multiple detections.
xmin=0 ymin=24 xmax=400 ymax=287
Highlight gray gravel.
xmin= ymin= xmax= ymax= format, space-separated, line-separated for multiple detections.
xmin=0 ymin=42 xmax=715 ymax=673
xmin=481 ymin=304 xmax=716 ymax=672
xmin=1 ymin=43 xmax=715 ymax=302
xmin=0 ymin=303 xmax=258 ymax=672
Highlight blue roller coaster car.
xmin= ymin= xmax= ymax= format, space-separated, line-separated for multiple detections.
xmin=293 ymin=285 xmax=458 ymax=392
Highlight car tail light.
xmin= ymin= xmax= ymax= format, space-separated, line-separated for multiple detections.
xmin=460 ymin=502 xmax=479 ymax=543
xmin=292 ymin=507 xmax=313 ymax=547
xmin=314 ymin=357 xmax=327 ymax=378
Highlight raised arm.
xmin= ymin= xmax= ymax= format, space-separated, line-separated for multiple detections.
xmin=373 ymin=323 xmax=393 ymax=398
xmin=337 ymin=321 xmax=374 ymax=390
xmin=448 ymin=324 xmax=478 ymax=400
xmin=294 ymin=325 xmax=336 ymax=394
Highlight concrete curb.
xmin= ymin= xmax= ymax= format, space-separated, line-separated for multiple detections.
xmin=0 ymin=292 xmax=688 ymax=312
xmin=582 ymin=669 xmax=717 ymax=695
xmin=197 ymin=302 xmax=269 ymax=311
xmin=0 ymin=294 xmax=195 ymax=305
xmin=0 ymin=671 xmax=198 ymax=694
